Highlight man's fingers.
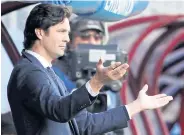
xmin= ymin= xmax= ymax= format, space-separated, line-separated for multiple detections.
xmin=164 ymin=96 xmax=173 ymax=101
xmin=157 ymin=96 xmax=173 ymax=107
xmin=153 ymin=94 xmax=167 ymax=99
xmin=112 ymin=63 xmax=129 ymax=77
xmin=98 ymin=57 xmax=103 ymax=65
xmin=159 ymin=96 xmax=173 ymax=101
xmin=157 ymin=101 xmax=169 ymax=108
xmin=97 ymin=57 xmax=104 ymax=69
xmin=119 ymin=63 xmax=129 ymax=70
xmin=108 ymin=62 xmax=122 ymax=70
xmin=114 ymin=62 xmax=122 ymax=69
xmin=113 ymin=63 xmax=129 ymax=71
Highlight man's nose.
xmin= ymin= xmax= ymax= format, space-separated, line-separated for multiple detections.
xmin=65 ymin=34 xmax=70 ymax=43
xmin=88 ymin=37 xmax=97 ymax=45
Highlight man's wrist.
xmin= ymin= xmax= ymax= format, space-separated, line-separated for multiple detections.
xmin=86 ymin=81 xmax=99 ymax=97
xmin=126 ymin=99 xmax=143 ymax=118
xmin=125 ymin=105 xmax=131 ymax=119
xmin=89 ymin=74 xmax=103 ymax=93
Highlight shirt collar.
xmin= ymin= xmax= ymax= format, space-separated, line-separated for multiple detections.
xmin=25 ymin=50 xmax=52 ymax=68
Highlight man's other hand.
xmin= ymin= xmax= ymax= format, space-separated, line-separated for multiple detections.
xmin=126 ymin=84 xmax=173 ymax=118
xmin=137 ymin=84 xmax=173 ymax=110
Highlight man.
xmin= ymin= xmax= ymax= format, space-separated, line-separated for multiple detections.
xmin=69 ymin=17 xmax=106 ymax=49
xmin=8 ymin=4 xmax=173 ymax=135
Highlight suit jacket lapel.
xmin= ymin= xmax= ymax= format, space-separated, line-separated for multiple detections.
xmin=22 ymin=50 xmax=65 ymax=95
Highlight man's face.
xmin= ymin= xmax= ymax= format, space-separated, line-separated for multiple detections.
xmin=72 ymin=30 xmax=103 ymax=49
xmin=41 ymin=18 xmax=70 ymax=59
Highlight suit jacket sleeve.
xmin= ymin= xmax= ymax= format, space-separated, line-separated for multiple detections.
xmin=19 ymin=66 xmax=96 ymax=123
xmin=75 ymin=106 xmax=130 ymax=135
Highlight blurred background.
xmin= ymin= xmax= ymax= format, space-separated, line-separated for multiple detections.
xmin=1 ymin=0 xmax=184 ymax=135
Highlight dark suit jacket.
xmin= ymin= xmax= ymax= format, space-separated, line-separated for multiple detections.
xmin=7 ymin=51 xmax=129 ymax=135
xmin=1 ymin=112 xmax=16 ymax=135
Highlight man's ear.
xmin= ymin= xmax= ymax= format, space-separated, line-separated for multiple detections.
xmin=35 ymin=28 xmax=44 ymax=40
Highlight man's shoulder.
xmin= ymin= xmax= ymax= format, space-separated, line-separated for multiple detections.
xmin=14 ymin=58 xmax=42 ymax=71
xmin=11 ymin=58 xmax=45 ymax=79
xmin=8 ymin=58 xmax=48 ymax=90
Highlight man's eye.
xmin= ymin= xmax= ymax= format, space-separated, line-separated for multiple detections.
xmin=58 ymin=30 xmax=65 ymax=32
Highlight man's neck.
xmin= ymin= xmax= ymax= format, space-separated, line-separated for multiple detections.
xmin=26 ymin=49 xmax=52 ymax=68
xmin=31 ymin=44 xmax=53 ymax=65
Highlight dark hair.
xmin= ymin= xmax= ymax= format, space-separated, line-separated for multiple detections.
xmin=23 ymin=4 xmax=71 ymax=49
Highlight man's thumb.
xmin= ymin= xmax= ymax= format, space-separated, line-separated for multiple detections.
xmin=97 ymin=56 xmax=104 ymax=67
xmin=141 ymin=84 xmax=148 ymax=93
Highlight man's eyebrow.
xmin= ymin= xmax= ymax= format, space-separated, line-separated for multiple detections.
xmin=57 ymin=28 xmax=70 ymax=32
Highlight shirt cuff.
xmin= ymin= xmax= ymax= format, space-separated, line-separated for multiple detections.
xmin=125 ymin=105 xmax=131 ymax=119
xmin=85 ymin=81 xmax=99 ymax=97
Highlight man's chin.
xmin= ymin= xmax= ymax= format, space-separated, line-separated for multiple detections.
xmin=57 ymin=53 xmax=65 ymax=58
